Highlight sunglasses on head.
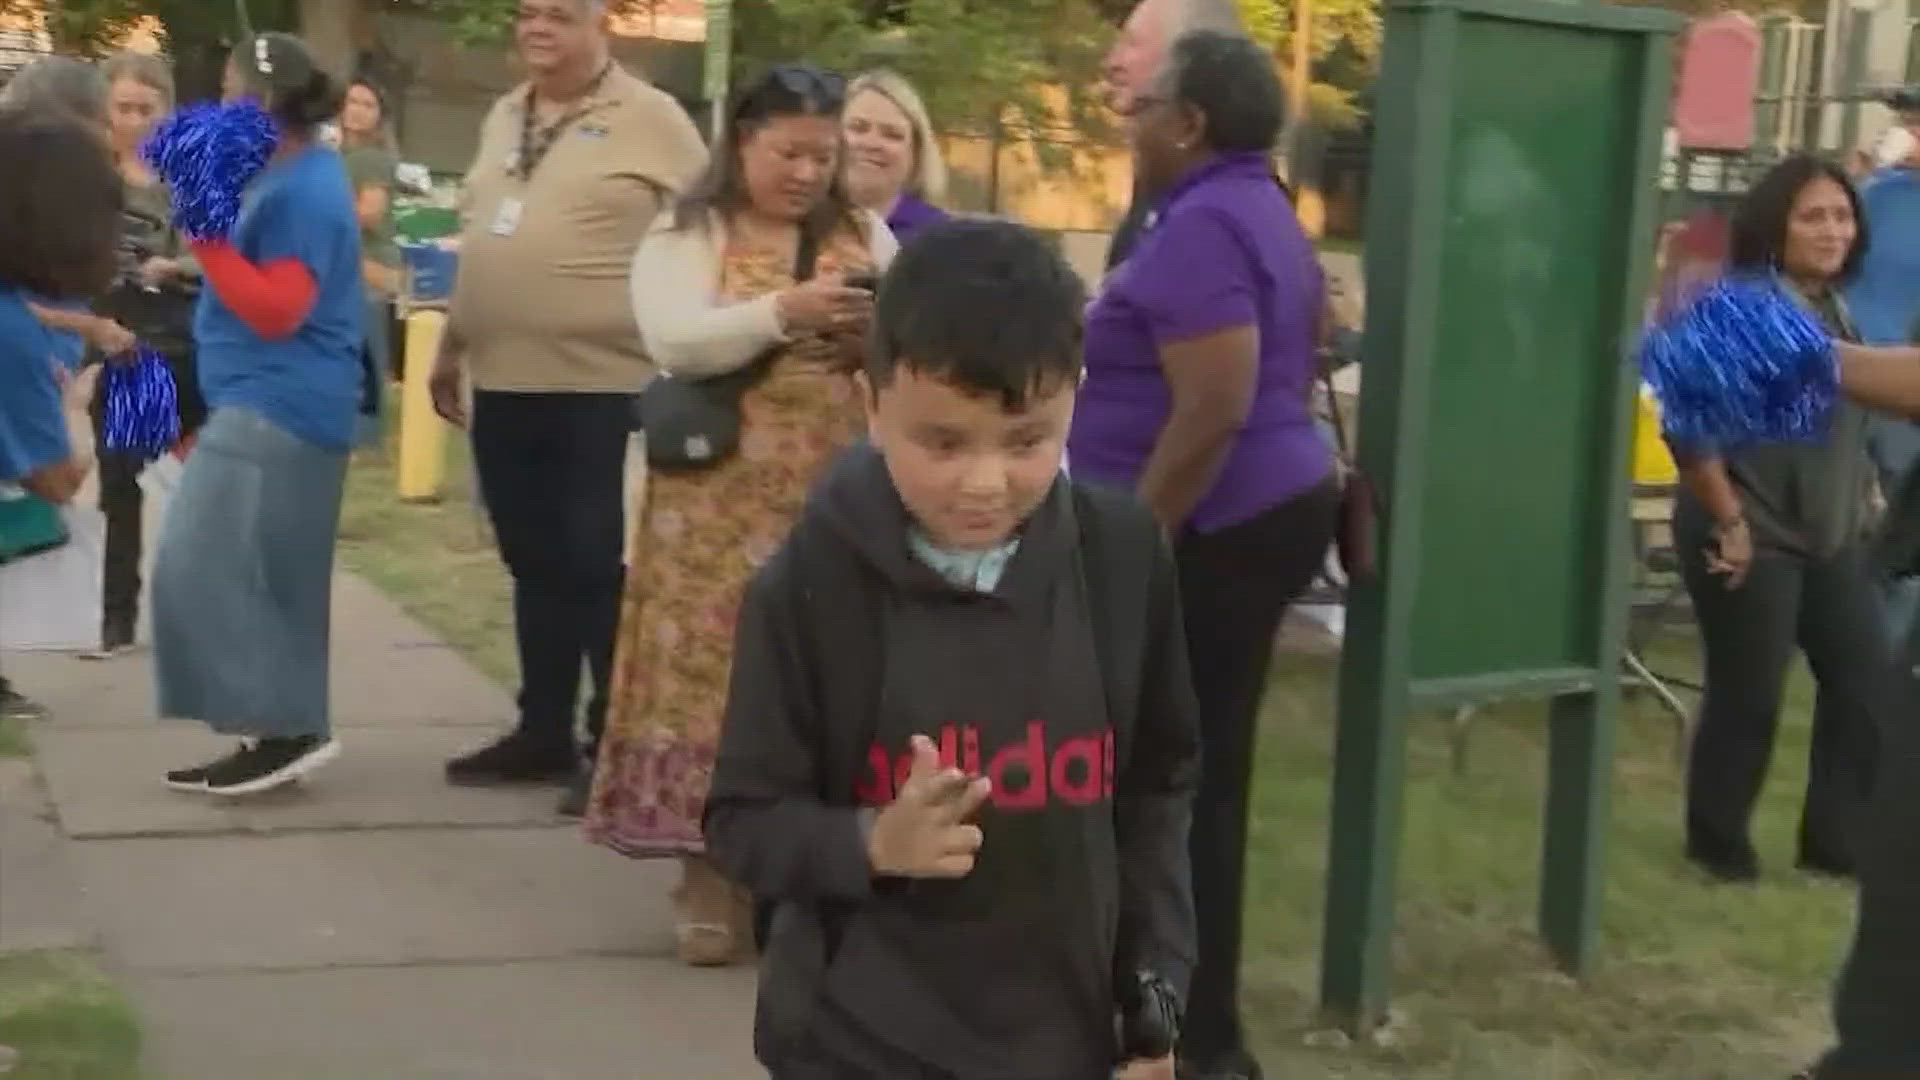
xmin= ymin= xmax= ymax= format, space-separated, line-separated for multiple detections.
xmin=736 ymin=63 xmax=847 ymax=119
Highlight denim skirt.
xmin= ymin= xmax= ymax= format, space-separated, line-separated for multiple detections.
xmin=151 ymin=407 xmax=347 ymax=737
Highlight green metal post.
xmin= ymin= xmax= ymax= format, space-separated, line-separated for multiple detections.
xmin=703 ymin=0 xmax=732 ymax=142
xmin=1841 ymin=10 xmax=1871 ymax=156
xmin=1908 ymin=6 xmax=1920 ymax=84
xmin=1803 ymin=24 xmax=1828 ymax=152
xmin=1756 ymin=16 xmax=1786 ymax=153
xmin=1318 ymin=0 xmax=1457 ymax=1032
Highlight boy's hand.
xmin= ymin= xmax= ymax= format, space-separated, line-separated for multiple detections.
xmin=866 ymin=735 xmax=991 ymax=879
xmin=1113 ymin=1057 xmax=1174 ymax=1079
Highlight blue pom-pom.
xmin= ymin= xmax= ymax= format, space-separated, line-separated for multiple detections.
xmin=101 ymin=349 xmax=180 ymax=462
xmin=1638 ymin=275 xmax=1837 ymax=448
xmin=140 ymin=101 xmax=278 ymax=240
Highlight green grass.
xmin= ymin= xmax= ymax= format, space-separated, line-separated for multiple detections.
xmin=0 ymin=719 xmax=30 ymax=759
xmin=1237 ymin=645 xmax=1841 ymax=1078
xmin=337 ymin=419 xmax=1847 ymax=1079
xmin=0 ymin=952 xmax=141 ymax=1080
xmin=1319 ymin=235 xmax=1365 ymax=258
xmin=335 ymin=417 xmax=516 ymax=685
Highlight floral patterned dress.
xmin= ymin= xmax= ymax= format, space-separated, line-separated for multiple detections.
xmin=584 ymin=220 xmax=874 ymax=859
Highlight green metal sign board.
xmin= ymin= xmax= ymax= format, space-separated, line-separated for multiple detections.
xmin=1320 ymin=0 xmax=1680 ymax=1032
xmin=704 ymin=0 xmax=733 ymax=140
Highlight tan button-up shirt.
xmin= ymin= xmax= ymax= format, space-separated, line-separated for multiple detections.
xmin=451 ymin=64 xmax=708 ymax=393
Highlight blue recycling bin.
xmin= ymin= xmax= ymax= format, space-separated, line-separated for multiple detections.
xmin=399 ymin=242 xmax=458 ymax=306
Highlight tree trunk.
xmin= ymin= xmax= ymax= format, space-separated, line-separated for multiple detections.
xmin=156 ymin=1 xmax=234 ymax=104
xmin=298 ymin=0 xmax=358 ymax=77
xmin=155 ymin=0 xmax=299 ymax=102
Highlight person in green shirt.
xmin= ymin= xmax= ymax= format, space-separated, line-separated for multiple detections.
xmin=339 ymin=76 xmax=400 ymax=420
xmin=340 ymin=77 xmax=401 ymax=296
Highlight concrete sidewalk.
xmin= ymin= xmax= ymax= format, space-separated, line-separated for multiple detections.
xmin=0 ymin=573 xmax=759 ymax=1080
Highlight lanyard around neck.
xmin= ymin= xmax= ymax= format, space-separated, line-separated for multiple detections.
xmin=515 ymin=61 xmax=613 ymax=181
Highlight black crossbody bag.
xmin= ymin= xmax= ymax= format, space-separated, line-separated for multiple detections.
xmin=636 ymin=227 xmax=819 ymax=471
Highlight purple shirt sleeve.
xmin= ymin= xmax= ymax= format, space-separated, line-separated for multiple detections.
xmin=1123 ymin=206 xmax=1259 ymax=346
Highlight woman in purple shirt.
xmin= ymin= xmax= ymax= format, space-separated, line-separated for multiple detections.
xmin=844 ymin=69 xmax=949 ymax=245
xmin=1068 ymin=30 xmax=1337 ymax=1080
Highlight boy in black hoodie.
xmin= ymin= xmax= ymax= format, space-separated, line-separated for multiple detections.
xmin=703 ymin=219 xmax=1201 ymax=1080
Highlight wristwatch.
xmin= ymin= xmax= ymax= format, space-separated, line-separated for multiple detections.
xmin=1119 ymin=969 xmax=1182 ymax=1060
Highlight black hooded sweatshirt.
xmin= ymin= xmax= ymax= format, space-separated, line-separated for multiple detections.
xmin=703 ymin=445 xmax=1200 ymax=1080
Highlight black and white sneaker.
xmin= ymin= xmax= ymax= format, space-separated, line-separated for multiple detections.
xmin=165 ymin=742 xmax=246 ymax=792
xmin=0 ymin=687 xmax=46 ymax=723
xmin=166 ymin=737 xmax=338 ymax=797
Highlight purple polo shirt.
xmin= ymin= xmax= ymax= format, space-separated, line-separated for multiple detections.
xmin=887 ymin=193 xmax=948 ymax=246
xmin=1070 ymin=152 xmax=1332 ymax=533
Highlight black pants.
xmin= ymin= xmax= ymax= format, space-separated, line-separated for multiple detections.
xmin=92 ymin=348 xmax=205 ymax=645
xmin=470 ymin=390 xmax=633 ymax=756
xmin=1675 ymin=500 xmax=1892 ymax=870
xmin=96 ymin=446 xmax=144 ymax=645
xmin=1176 ymin=476 xmax=1341 ymax=1062
xmin=1817 ymin=663 xmax=1920 ymax=1077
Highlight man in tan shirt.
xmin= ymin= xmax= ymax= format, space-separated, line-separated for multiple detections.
xmin=431 ymin=0 xmax=706 ymax=808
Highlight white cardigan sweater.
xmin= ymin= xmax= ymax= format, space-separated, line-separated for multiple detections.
xmin=628 ymin=208 xmax=897 ymax=378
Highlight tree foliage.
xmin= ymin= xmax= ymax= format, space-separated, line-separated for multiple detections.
xmin=729 ymin=0 xmax=1118 ymax=139
xmin=3 ymin=0 xmax=297 ymax=99
xmin=1235 ymin=0 xmax=1380 ymax=130
xmin=16 ymin=0 xmax=1385 ymax=134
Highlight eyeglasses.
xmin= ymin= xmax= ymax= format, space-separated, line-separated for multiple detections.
xmin=1121 ymin=94 xmax=1170 ymax=118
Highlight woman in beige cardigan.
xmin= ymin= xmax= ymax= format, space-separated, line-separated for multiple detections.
xmin=583 ymin=64 xmax=896 ymax=967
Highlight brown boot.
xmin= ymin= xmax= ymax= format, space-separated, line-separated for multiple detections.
xmin=673 ymin=854 xmax=753 ymax=967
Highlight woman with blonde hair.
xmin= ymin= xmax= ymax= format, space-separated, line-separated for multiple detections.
xmin=844 ymin=68 xmax=948 ymax=243
xmin=83 ymin=50 xmax=207 ymax=659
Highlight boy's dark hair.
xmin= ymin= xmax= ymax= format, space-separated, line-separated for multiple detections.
xmin=869 ymin=219 xmax=1087 ymax=411
xmin=1730 ymin=152 xmax=1869 ymax=282
xmin=0 ymin=106 xmax=123 ymax=301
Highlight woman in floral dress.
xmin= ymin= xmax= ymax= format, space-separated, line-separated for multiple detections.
xmin=586 ymin=64 xmax=896 ymax=966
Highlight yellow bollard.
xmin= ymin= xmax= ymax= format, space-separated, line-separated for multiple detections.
xmin=397 ymin=308 xmax=449 ymax=503
xmin=1632 ymin=385 xmax=1677 ymax=485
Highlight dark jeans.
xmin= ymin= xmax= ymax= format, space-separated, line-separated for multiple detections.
xmin=91 ymin=348 xmax=205 ymax=645
xmin=470 ymin=390 xmax=633 ymax=757
xmin=1675 ymin=499 xmax=1892 ymax=870
xmin=1176 ymin=475 xmax=1341 ymax=1062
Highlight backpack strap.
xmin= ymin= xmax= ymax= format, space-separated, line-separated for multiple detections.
xmin=1071 ymin=483 xmax=1146 ymax=771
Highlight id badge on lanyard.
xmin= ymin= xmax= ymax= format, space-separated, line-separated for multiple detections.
xmin=489 ymin=197 xmax=525 ymax=237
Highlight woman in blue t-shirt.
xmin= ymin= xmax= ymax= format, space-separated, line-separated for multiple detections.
xmin=151 ymin=34 xmax=365 ymax=798
xmin=0 ymin=109 xmax=121 ymax=726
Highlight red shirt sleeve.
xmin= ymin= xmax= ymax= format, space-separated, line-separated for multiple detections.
xmin=189 ymin=239 xmax=319 ymax=340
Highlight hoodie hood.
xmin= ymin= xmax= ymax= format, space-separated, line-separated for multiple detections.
xmin=806 ymin=441 xmax=1076 ymax=603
